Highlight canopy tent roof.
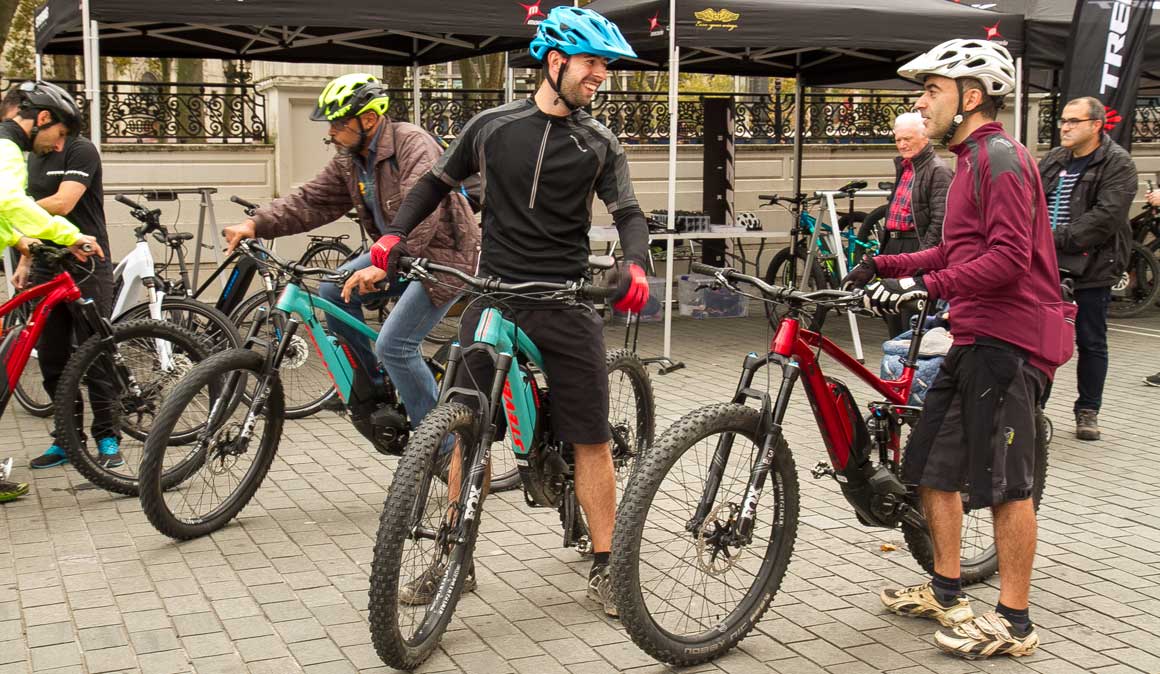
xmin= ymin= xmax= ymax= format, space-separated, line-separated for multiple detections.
xmin=568 ymin=0 xmax=1024 ymax=86
xmin=33 ymin=0 xmax=572 ymax=65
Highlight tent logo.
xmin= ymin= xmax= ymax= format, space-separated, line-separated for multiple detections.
xmin=649 ymin=12 xmax=665 ymax=37
xmin=983 ymin=21 xmax=1002 ymax=40
xmin=1105 ymin=106 xmax=1123 ymax=132
xmin=694 ymin=8 xmax=740 ymax=31
xmin=520 ymin=1 xmax=548 ymax=25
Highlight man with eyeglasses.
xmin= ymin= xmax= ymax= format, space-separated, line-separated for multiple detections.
xmin=1039 ymin=96 xmax=1136 ymax=441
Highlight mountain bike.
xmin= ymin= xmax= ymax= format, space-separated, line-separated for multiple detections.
xmin=9 ymin=194 xmax=244 ymax=418
xmin=367 ymin=257 xmax=655 ymax=670
xmin=137 ymin=240 xmax=453 ymax=539
xmin=0 ymin=244 xmax=210 ymax=495
xmin=610 ymin=263 xmax=1050 ymax=666
xmin=758 ymin=180 xmax=879 ymax=327
xmin=1112 ymin=193 xmax=1160 ymax=318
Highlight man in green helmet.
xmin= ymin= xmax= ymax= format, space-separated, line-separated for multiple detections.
xmin=223 ymin=73 xmax=478 ymax=435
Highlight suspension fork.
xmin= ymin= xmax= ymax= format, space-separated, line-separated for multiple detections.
xmin=687 ymin=356 xmax=801 ymax=541
xmin=450 ymin=352 xmax=514 ymax=544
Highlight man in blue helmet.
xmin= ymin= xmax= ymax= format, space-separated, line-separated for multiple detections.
xmin=371 ymin=6 xmax=650 ymax=616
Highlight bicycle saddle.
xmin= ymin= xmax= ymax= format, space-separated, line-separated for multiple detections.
xmin=167 ymin=232 xmax=195 ymax=243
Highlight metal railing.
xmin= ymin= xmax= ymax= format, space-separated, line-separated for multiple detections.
xmin=1038 ymin=94 xmax=1160 ymax=145
xmin=27 ymin=79 xmax=267 ymax=143
xmin=389 ymin=88 xmax=917 ymax=145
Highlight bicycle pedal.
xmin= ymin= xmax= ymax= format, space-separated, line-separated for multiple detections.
xmin=811 ymin=461 xmax=835 ymax=479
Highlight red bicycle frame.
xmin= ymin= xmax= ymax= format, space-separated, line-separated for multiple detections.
xmin=0 ymin=271 xmax=84 ymax=416
xmin=771 ymin=315 xmax=918 ymax=472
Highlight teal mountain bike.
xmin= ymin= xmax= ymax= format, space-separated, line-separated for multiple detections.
xmin=138 ymin=239 xmax=442 ymax=539
xmin=368 ymin=257 xmax=655 ymax=670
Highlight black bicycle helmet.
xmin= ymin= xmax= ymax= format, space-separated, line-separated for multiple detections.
xmin=17 ymin=80 xmax=82 ymax=135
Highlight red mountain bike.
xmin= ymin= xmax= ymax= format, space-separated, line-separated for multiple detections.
xmin=611 ymin=263 xmax=1049 ymax=665
xmin=0 ymin=244 xmax=209 ymax=494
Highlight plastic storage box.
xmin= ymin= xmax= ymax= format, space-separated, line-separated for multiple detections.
xmin=678 ymin=273 xmax=749 ymax=319
xmin=612 ymin=276 xmax=667 ymax=322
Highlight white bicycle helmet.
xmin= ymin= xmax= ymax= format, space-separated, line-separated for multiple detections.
xmin=898 ymin=39 xmax=1016 ymax=97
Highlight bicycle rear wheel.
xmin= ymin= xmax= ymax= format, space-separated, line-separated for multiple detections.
xmin=370 ymin=402 xmax=481 ymax=670
xmin=54 ymin=319 xmax=209 ymax=496
xmin=1108 ymin=242 xmax=1160 ymax=318
xmin=139 ymin=348 xmax=284 ymax=539
xmin=606 ymin=348 xmax=655 ymax=488
xmin=230 ymin=290 xmax=336 ymax=419
xmin=3 ymin=304 xmax=53 ymax=417
xmin=116 ymin=297 xmax=241 ymax=354
xmin=903 ymin=409 xmax=1050 ymax=585
xmin=763 ymin=247 xmax=827 ymax=328
xmin=612 ymin=403 xmax=799 ymax=665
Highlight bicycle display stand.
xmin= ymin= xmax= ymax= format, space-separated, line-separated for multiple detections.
xmin=814 ymin=188 xmax=891 ymax=363
xmin=110 ymin=187 xmax=223 ymax=290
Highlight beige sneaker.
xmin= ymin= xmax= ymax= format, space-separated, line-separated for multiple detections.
xmin=934 ymin=611 xmax=1039 ymax=659
xmin=880 ymin=582 xmax=974 ymax=627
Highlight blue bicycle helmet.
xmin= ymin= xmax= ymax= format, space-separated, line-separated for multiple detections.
xmin=529 ymin=6 xmax=637 ymax=62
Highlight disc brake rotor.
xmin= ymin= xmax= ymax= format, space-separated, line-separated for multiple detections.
xmin=695 ymin=502 xmax=746 ymax=576
xmin=282 ymin=335 xmax=310 ymax=370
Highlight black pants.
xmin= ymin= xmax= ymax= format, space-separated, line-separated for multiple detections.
xmin=1073 ymin=286 xmax=1111 ymax=413
xmin=29 ymin=257 xmax=118 ymax=442
xmin=880 ymin=232 xmax=921 ymax=337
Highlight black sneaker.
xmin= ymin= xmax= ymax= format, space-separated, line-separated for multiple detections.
xmin=587 ymin=565 xmax=618 ymax=618
xmin=1145 ymin=372 xmax=1160 ymax=387
xmin=96 ymin=437 xmax=124 ymax=469
xmin=398 ymin=561 xmax=476 ymax=606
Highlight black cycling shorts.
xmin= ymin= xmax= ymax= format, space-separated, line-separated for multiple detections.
xmin=452 ymin=301 xmax=609 ymax=445
xmin=902 ymin=338 xmax=1047 ymax=510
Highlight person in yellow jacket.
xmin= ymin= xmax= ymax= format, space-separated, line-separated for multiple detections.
xmin=0 ymin=81 xmax=103 ymax=503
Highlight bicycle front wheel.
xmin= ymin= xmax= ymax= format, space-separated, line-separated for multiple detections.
xmin=370 ymin=402 xmax=482 ymax=670
xmin=116 ymin=297 xmax=242 ymax=354
xmin=612 ymin=403 xmax=799 ymax=666
xmin=53 ymin=319 xmax=209 ymax=496
xmin=139 ymin=348 xmax=284 ymax=539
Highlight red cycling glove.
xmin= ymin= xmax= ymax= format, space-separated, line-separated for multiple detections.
xmin=370 ymin=235 xmax=408 ymax=277
xmin=612 ymin=262 xmax=650 ymax=314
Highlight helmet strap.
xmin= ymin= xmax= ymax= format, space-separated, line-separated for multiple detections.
xmin=942 ymin=79 xmax=984 ymax=146
xmin=547 ymin=53 xmax=581 ymax=111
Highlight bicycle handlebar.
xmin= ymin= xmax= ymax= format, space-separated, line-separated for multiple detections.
xmin=230 ymin=195 xmax=259 ymax=210
xmin=401 ymin=256 xmax=615 ymax=301
xmin=691 ymin=262 xmax=861 ymax=306
xmin=114 ymin=194 xmax=145 ymax=210
xmin=238 ymin=239 xmax=349 ymax=283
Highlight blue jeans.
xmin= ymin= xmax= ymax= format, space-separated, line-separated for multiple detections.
xmin=1073 ymin=286 xmax=1111 ymax=413
xmin=318 ymin=252 xmax=453 ymax=428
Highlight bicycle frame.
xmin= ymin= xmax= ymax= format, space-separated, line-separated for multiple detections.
xmin=264 ymin=282 xmax=381 ymax=403
xmin=691 ymin=306 xmax=927 ymax=542
xmin=0 ymin=272 xmax=95 ymax=416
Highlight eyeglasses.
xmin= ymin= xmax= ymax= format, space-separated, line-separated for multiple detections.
xmin=1057 ymin=117 xmax=1099 ymax=128
xmin=328 ymin=118 xmax=352 ymax=131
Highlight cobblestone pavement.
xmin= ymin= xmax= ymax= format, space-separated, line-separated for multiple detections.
xmin=3 ymin=308 xmax=1160 ymax=674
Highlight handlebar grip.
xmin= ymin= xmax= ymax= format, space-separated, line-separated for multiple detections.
xmin=581 ymin=284 xmax=616 ymax=301
xmin=115 ymin=194 xmax=145 ymax=210
xmin=690 ymin=262 xmax=723 ymax=276
xmin=757 ymin=194 xmax=778 ymax=202
xmin=230 ymin=195 xmax=259 ymax=210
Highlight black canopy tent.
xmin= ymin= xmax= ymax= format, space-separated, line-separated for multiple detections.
xmin=33 ymin=0 xmax=574 ymax=141
xmin=567 ymin=0 xmax=1026 ymax=358
xmin=579 ymin=0 xmax=1025 ymax=85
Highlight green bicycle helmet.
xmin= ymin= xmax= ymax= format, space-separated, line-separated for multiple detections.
xmin=311 ymin=73 xmax=391 ymax=122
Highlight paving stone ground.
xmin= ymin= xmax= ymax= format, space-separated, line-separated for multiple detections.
xmin=3 ymin=307 xmax=1160 ymax=674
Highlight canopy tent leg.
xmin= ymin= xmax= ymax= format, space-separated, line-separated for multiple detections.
xmin=80 ymin=1 xmax=102 ymax=146
xmin=411 ymin=61 xmax=421 ymax=127
xmin=504 ymin=52 xmax=514 ymax=103
xmin=35 ymin=53 xmax=43 ymax=80
xmin=789 ymin=77 xmax=804 ymax=288
xmin=654 ymin=0 xmax=684 ymax=374
xmin=1014 ymin=56 xmax=1024 ymax=144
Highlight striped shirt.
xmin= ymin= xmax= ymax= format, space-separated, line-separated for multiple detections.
xmin=1049 ymin=155 xmax=1092 ymax=230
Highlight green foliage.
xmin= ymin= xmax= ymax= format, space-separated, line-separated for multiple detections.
xmin=2 ymin=0 xmax=36 ymax=79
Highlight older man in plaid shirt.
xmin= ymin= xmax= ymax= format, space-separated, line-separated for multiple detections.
xmin=881 ymin=111 xmax=952 ymax=335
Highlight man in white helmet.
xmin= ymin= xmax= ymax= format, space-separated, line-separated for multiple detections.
xmin=843 ymin=39 xmax=1072 ymax=659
